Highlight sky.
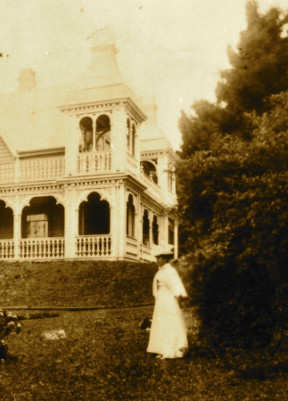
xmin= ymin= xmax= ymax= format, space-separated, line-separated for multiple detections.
xmin=0 ymin=0 xmax=287 ymax=149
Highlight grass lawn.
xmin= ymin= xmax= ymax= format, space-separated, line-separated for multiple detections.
xmin=1 ymin=261 xmax=288 ymax=400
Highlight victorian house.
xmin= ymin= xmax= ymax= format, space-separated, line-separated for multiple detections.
xmin=0 ymin=29 xmax=178 ymax=262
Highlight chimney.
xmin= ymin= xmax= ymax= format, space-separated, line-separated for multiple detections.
xmin=18 ymin=68 xmax=37 ymax=91
xmin=87 ymin=28 xmax=121 ymax=78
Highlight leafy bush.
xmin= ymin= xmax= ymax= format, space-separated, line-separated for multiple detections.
xmin=177 ymin=93 xmax=288 ymax=349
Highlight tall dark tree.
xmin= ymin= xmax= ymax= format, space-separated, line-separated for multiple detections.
xmin=216 ymin=1 xmax=288 ymax=114
xmin=177 ymin=92 xmax=288 ymax=348
xmin=180 ymin=1 xmax=288 ymax=156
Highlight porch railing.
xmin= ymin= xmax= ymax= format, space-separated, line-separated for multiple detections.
xmin=19 ymin=158 xmax=65 ymax=182
xmin=77 ymin=152 xmax=112 ymax=174
xmin=0 ymin=240 xmax=14 ymax=260
xmin=19 ymin=238 xmax=64 ymax=259
xmin=76 ymin=235 xmax=112 ymax=258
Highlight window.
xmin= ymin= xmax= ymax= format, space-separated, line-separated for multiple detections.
xmin=168 ymin=218 xmax=174 ymax=245
xmin=131 ymin=123 xmax=136 ymax=156
xmin=126 ymin=118 xmax=130 ymax=148
xmin=142 ymin=209 xmax=150 ymax=245
xmin=127 ymin=118 xmax=136 ymax=156
xmin=96 ymin=115 xmax=111 ymax=151
xmin=79 ymin=117 xmax=93 ymax=152
xmin=126 ymin=194 xmax=135 ymax=237
xmin=140 ymin=160 xmax=158 ymax=184
xmin=168 ymin=163 xmax=174 ymax=192
xmin=152 ymin=215 xmax=159 ymax=245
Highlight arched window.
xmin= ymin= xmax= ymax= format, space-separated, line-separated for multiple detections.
xmin=142 ymin=209 xmax=150 ymax=245
xmin=152 ymin=215 xmax=159 ymax=245
xmin=96 ymin=115 xmax=111 ymax=151
xmin=140 ymin=160 xmax=158 ymax=184
xmin=131 ymin=123 xmax=136 ymax=156
xmin=126 ymin=118 xmax=131 ymax=149
xmin=79 ymin=192 xmax=110 ymax=235
xmin=126 ymin=194 xmax=135 ymax=237
xmin=168 ymin=163 xmax=175 ymax=192
xmin=0 ymin=201 xmax=13 ymax=239
xmin=79 ymin=117 xmax=93 ymax=152
xmin=168 ymin=218 xmax=175 ymax=245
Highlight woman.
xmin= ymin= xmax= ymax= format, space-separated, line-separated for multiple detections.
xmin=147 ymin=244 xmax=188 ymax=359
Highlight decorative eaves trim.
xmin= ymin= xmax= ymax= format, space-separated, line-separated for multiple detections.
xmin=58 ymin=97 xmax=146 ymax=123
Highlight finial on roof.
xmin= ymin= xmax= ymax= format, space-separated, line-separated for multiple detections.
xmin=18 ymin=68 xmax=37 ymax=91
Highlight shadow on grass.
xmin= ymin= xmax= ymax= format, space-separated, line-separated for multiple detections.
xmin=236 ymin=359 xmax=288 ymax=380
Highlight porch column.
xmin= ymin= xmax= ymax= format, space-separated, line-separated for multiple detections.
xmin=174 ymin=221 xmax=179 ymax=259
xmin=13 ymin=212 xmax=21 ymax=260
xmin=111 ymin=180 xmax=126 ymax=259
xmin=65 ymin=115 xmax=80 ymax=176
xmin=111 ymin=108 xmax=127 ymax=172
xmin=159 ymin=213 xmax=169 ymax=244
xmin=64 ymin=186 xmax=77 ymax=258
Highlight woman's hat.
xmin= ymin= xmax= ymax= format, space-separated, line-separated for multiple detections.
xmin=151 ymin=242 xmax=174 ymax=258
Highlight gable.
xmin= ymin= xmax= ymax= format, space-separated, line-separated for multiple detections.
xmin=0 ymin=136 xmax=14 ymax=164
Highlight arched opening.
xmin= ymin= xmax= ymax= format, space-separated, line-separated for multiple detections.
xmin=126 ymin=118 xmax=131 ymax=149
xmin=96 ymin=115 xmax=111 ymax=151
xmin=78 ymin=192 xmax=110 ymax=235
xmin=168 ymin=163 xmax=175 ymax=191
xmin=131 ymin=123 xmax=136 ymax=156
xmin=142 ymin=209 xmax=150 ymax=245
xmin=126 ymin=194 xmax=135 ymax=237
xmin=168 ymin=218 xmax=175 ymax=245
xmin=0 ymin=200 xmax=13 ymax=239
xmin=79 ymin=117 xmax=93 ymax=152
xmin=21 ymin=196 xmax=64 ymax=238
xmin=152 ymin=215 xmax=159 ymax=245
xmin=141 ymin=160 xmax=158 ymax=184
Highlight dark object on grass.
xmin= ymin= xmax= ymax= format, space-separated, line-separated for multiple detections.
xmin=139 ymin=317 xmax=151 ymax=332
xmin=0 ymin=342 xmax=7 ymax=361
xmin=0 ymin=308 xmax=22 ymax=361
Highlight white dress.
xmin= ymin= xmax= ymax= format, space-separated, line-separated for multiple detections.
xmin=147 ymin=263 xmax=188 ymax=358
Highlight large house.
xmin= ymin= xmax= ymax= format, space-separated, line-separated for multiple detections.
xmin=0 ymin=29 xmax=178 ymax=262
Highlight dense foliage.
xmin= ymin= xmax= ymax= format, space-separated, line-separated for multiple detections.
xmin=177 ymin=92 xmax=288 ymax=348
xmin=180 ymin=1 xmax=288 ymax=156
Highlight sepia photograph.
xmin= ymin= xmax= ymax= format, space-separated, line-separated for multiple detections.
xmin=0 ymin=0 xmax=288 ymax=399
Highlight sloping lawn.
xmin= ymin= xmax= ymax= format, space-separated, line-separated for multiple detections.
xmin=0 ymin=260 xmax=156 ymax=307
xmin=1 ymin=261 xmax=288 ymax=400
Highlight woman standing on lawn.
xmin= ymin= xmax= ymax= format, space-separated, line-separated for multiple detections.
xmin=147 ymin=244 xmax=188 ymax=359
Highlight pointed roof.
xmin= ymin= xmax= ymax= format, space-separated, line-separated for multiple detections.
xmin=0 ymin=29 xmax=173 ymax=156
xmin=64 ymin=28 xmax=142 ymax=109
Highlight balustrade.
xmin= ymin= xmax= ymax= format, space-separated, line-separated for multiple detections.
xmin=19 ymin=158 xmax=65 ymax=182
xmin=77 ymin=151 xmax=111 ymax=174
xmin=19 ymin=238 xmax=64 ymax=259
xmin=0 ymin=240 xmax=14 ymax=260
xmin=0 ymin=163 xmax=15 ymax=183
xmin=76 ymin=235 xmax=112 ymax=258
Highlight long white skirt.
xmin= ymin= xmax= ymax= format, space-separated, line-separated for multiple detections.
xmin=147 ymin=288 xmax=188 ymax=358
